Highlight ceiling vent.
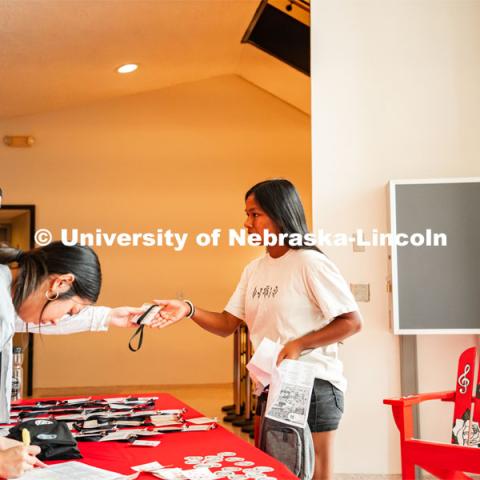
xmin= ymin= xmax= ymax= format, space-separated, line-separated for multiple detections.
xmin=242 ymin=0 xmax=310 ymax=76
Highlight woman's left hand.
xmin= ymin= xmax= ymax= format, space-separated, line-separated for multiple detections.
xmin=107 ymin=307 xmax=146 ymax=328
xmin=276 ymin=339 xmax=304 ymax=366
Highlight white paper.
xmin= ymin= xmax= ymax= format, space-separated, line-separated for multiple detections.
xmin=12 ymin=461 xmax=138 ymax=480
xmin=88 ymin=411 xmax=132 ymax=418
xmin=65 ymin=398 xmax=92 ymax=405
xmin=151 ymin=414 xmax=180 ymax=421
xmin=132 ymin=461 xmax=165 ymax=472
xmin=115 ymin=420 xmax=143 ymax=427
xmin=99 ymin=431 xmax=133 ymax=442
xmin=105 ymin=397 xmax=129 ymax=404
xmin=185 ymin=424 xmax=215 ymax=432
xmin=152 ymin=468 xmax=185 ymax=480
xmin=151 ymin=414 xmax=182 ymax=425
xmin=130 ymin=410 xmax=158 ymax=417
xmin=265 ymin=359 xmax=316 ymax=428
xmin=82 ymin=419 xmax=102 ymax=429
xmin=183 ymin=468 xmax=216 ymax=480
xmin=187 ymin=417 xmax=217 ymax=425
xmin=152 ymin=420 xmax=184 ymax=427
xmin=157 ymin=409 xmax=186 ymax=415
xmin=131 ymin=439 xmax=161 ymax=447
xmin=246 ymin=337 xmax=283 ymax=391
xmin=109 ymin=404 xmax=135 ymax=410
xmin=135 ymin=430 xmax=162 ymax=437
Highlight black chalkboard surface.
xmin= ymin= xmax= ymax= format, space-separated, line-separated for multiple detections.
xmin=389 ymin=179 xmax=480 ymax=334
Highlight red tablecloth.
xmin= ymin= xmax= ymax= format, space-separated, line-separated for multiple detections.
xmin=15 ymin=393 xmax=298 ymax=479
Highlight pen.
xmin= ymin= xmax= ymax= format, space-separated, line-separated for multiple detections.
xmin=22 ymin=428 xmax=31 ymax=446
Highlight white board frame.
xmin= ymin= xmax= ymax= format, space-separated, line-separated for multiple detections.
xmin=389 ymin=176 xmax=480 ymax=335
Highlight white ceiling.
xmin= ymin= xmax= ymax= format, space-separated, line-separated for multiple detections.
xmin=0 ymin=0 xmax=310 ymax=120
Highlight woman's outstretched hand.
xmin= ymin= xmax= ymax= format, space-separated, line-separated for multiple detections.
xmin=149 ymin=300 xmax=190 ymax=328
xmin=107 ymin=307 xmax=146 ymax=328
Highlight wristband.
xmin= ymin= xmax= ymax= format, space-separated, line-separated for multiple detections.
xmin=184 ymin=300 xmax=195 ymax=319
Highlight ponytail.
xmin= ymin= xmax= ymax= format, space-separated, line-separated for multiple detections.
xmin=0 ymin=247 xmax=25 ymax=265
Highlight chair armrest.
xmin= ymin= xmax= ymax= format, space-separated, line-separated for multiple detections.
xmin=384 ymin=391 xmax=456 ymax=439
xmin=384 ymin=391 xmax=455 ymax=407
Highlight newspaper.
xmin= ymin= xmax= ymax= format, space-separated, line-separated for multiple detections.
xmin=265 ymin=359 xmax=316 ymax=429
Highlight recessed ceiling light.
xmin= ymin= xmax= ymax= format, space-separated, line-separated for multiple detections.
xmin=117 ymin=64 xmax=138 ymax=74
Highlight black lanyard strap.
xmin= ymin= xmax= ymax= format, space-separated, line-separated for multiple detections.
xmin=128 ymin=325 xmax=145 ymax=352
xmin=128 ymin=305 xmax=158 ymax=352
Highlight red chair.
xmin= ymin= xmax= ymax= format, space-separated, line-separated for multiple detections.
xmin=384 ymin=347 xmax=480 ymax=479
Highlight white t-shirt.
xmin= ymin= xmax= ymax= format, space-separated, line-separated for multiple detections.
xmin=224 ymin=248 xmax=360 ymax=392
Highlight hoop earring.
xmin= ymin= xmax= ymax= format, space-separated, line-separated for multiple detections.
xmin=45 ymin=290 xmax=59 ymax=301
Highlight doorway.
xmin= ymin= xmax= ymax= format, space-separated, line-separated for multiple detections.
xmin=0 ymin=205 xmax=35 ymax=396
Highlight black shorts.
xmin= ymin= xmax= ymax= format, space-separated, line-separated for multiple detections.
xmin=307 ymin=378 xmax=344 ymax=432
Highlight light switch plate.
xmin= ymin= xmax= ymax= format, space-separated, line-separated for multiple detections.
xmin=352 ymin=232 xmax=366 ymax=252
xmin=351 ymin=283 xmax=370 ymax=302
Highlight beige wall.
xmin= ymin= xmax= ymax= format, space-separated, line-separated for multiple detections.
xmin=312 ymin=0 xmax=480 ymax=475
xmin=0 ymin=74 xmax=311 ymax=389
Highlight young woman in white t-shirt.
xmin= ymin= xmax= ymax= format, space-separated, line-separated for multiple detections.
xmin=152 ymin=179 xmax=362 ymax=480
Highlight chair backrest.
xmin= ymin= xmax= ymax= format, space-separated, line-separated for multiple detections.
xmin=451 ymin=347 xmax=480 ymax=447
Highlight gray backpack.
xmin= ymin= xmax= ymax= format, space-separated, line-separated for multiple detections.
xmin=258 ymin=397 xmax=315 ymax=480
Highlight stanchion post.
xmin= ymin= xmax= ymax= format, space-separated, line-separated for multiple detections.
xmin=244 ymin=334 xmax=252 ymax=420
xmin=234 ymin=326 xmax=242 ymax=416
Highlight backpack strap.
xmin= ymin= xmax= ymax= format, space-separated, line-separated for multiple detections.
xmin=256 ymin=390 xmax=269 ymax=448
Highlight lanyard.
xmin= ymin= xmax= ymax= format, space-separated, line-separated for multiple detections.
xmin=128 ymin=305 xmax=156 ymax=352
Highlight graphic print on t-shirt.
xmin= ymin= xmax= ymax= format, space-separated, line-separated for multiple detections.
xmin=251 ymin=285 xmax=279 ymax=300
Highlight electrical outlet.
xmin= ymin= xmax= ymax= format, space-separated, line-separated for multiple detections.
xmin=351 ymin=283 xmax=370 ymax=302
xmin=352 ymin=232 xmax=366 ymax=252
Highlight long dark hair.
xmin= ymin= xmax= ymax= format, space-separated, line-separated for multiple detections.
xmin=245 ymin=179 xmax=321 ymax=253
xmin=0 ymin=242 xmax=101 ymax=310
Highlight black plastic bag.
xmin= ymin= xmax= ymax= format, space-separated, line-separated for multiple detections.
xmin=8 ymin=418 xmax=82 ymax=460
